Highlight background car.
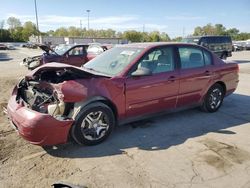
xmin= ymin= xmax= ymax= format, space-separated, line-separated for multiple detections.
xmin=242 ymin=39 xmax=250 ymax=50
xmin=6 ymin=43 xmax=16 ymax=50
xmin=22 ymin=44 xmax=89 ymax=69
xmin=182 ymin=35 xmax=232 ymax=59
xmin=0 ymin=43 xmax=8 ymax=50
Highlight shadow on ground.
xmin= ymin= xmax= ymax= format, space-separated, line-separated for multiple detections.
xmin=234 ymin=60 xmax=250 ymax=64
xmin=0 ymin=52 xmax=12 ymax=61
xmin=44 ymin=93 xmax=250 ymax=158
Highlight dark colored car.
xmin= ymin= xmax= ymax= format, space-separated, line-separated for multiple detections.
xmin=22 ymin=44 xmax=90 ymax=69
xmin=0 ymin=43 xmax=8 ymax=50
xmin=182 ymin=36 xmax=232 ymax=59
xmin=7 ymin=42 xmax=239 ymax=146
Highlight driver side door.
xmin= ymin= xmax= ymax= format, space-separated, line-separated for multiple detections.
xmin=125 ymin=47 xmax=179 ymax=118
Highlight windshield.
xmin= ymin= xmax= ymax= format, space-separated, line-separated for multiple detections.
xmin=54 ymin=45 xmax=73 ymax=55
xmin=182 ymin=38 xmax=200 ymax=44
xmin=83 ymin=47 xmax=143 ymax=76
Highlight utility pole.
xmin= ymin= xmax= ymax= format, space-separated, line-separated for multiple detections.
xmin=86 ymin=10 xmax=90 ymax=30
xmin=34 ymin=0 xmax=39 ymax=32
xmin=34 ymin=0 xmax=39 ymax=43
xmin=80 ymin=20 xmax=83 ymax=38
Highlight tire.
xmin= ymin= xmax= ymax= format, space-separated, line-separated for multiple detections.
xmin=71 ymin=102 xmax=115 ymax=145
xmin=221 ymin=53 xmax=227 ymax=60
xmin=201 ymin=84 xmax=224 ymax=113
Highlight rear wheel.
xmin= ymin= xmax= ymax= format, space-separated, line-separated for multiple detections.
xmin=71 ymin=102 xmax=115 ymax=145
xmin=201 ymin=84 xmax=224 ymax=113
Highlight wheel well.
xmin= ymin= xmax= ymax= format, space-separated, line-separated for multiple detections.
xmin=95 ymin=99 xmax=118 ymax=121
xmin=215 ymin=81 xmax=226 ymax=95
xmin=71 ymin=97 xmax=118 ymax=121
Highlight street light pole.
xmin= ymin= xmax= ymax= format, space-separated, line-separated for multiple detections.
xmin=34 ymin=0 xmax=39 ymax=32
xmin=86 ymin=10 xmax=90 ymax=30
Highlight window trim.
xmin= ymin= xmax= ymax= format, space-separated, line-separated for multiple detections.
xmin=202 ymin=49 xmax=213 ymax=66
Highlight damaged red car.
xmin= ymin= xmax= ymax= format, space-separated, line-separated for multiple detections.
xmin=7 ymin=43 xmax=239 ymax=146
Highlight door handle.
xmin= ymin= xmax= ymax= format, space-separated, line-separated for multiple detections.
xmin=204 ymin=70 xmax=212 ymax=76
xmin=167 ymin=76 xmax=176 ymax=82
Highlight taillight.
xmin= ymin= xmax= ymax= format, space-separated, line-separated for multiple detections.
xmin=236 ymin=64 xmax=239 ymax=73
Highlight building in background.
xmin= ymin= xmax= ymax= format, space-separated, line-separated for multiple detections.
xmin=29 ymin=35 xmax=127 ymax=45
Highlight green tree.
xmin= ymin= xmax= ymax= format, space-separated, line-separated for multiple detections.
xmin=123 ymin=30 xmax=143 ymax=42
xmin=193 ymin=26 xmax=203 ymax=36
xmin=214 ymin=24 xmax=226 ymax=35
xmin=46 ymin=30 xmax=55 ymax=36
xmin=226 ymin=28 xmax=239 ymax=39
xmin=160 ymin=32 xmax=171 ymax=41
xmin=11 ymin=26 xmax=24 ymax=41
xmin=54 ymin=27 xmax=69 ymax=37
xmin=149 ymin=31 xmax=160 ymax=42
xmin=68 ymin=26 xmax=81 ymax=37
xmin=7 ymin=17 xmax=21 ymax=30
xmin=172 ymin=36 xmax=183 ymax=42
xmin=22 ymin=21 xmax=38 ymax=41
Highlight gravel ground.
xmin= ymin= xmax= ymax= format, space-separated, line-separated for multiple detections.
xmin=0 ymin=49 xmax=250 ymax=188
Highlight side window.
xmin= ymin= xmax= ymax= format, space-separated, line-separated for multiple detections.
xmin=68 ymin=47 xmax=86 ymax=56
xmin=135 ymin=47 xmax=175 ymax=74
xmin=178 ymin=47 xmax=204 ymax=69
xmin=203 ymin=50 xmax=212 ymax=65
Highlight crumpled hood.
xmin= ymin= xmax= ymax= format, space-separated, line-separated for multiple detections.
xmin=25 ymin=62 xmax=110 ymax=79
xmin=39 ymin=44 xmax=57 ymax=55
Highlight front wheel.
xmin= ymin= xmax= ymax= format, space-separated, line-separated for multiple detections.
xmin=201 ymin=84 xmax=224 ymax=113
xmin=71 ymin=102 xmax=115 ymax=145
xmin=221 ymin=53 xmax=227 ymax=60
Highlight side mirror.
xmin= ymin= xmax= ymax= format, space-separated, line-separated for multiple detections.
xmin=131 ymin=67 xmax=152 ymax=77
xmin=65 ymin=53 xmax=69 ymax=58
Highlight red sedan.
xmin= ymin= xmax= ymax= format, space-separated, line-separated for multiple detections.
xmin=7 ymin=42 xmax=239 ymax=146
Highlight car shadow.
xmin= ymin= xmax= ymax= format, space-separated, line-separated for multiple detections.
xmin=44 ymin=93 xmax=250 ymax=158
xmin=233 ymin=60 xmax=250 ymax=64
xmin=0 ymin=52 xmax=12 ymax=61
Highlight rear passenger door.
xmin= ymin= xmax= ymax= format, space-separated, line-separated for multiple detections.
xmin=177 ymin=46 xmax=214 ymax=107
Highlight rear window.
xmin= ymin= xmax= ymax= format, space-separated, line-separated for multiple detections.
xmin=205 ymin=36 xmax=231 ymax=43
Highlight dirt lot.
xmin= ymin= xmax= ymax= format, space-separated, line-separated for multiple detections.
xmin=0 ymin=48 xmax=250 ymax=188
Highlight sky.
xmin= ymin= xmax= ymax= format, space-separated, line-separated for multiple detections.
xmin=0 ymin=0 xmax=250 ymax=38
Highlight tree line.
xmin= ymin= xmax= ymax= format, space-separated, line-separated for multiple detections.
xmin=193 ymin=23 xmax=250 ymax=41
xmin=0 ymin=17 xmax=249 ymax=42
xmin=0 ymin=17 xmax=39 ymax=42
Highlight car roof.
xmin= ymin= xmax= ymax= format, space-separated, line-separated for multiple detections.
xmin=185 ymin=35 xmax=231 ymax=38
xmin=116 ymin=42 xmax=199 ymax=49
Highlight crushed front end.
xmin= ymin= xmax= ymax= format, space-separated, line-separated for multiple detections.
xmin=7 ymin=64 xmax=92 ymax=146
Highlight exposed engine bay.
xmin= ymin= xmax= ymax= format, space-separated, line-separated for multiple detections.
xmin=16 ymin=67 xmax=98 ymax=119
xmin=22 ymin=55 xmax=41 ymax=69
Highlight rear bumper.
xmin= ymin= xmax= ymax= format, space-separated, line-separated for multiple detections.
xmin=7 ymin=95 xmax=74 ymax=146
